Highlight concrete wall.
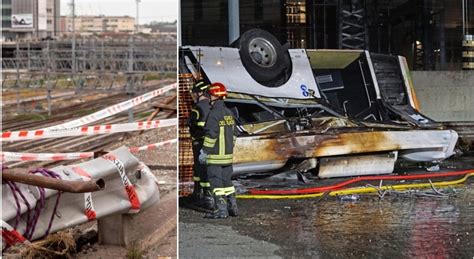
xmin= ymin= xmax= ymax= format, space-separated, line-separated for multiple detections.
xmin=411 ymin=71 xmax=474 ymax=122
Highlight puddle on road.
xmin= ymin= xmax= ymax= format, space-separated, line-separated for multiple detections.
xmin=236 ymin=183 xmax=474 ymax=258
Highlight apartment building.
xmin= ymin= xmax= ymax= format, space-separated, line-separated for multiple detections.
xmin=60 ymin=15 xmax=135 ymax=35
xmin=1 ymin=0 xmax=60 ymax=40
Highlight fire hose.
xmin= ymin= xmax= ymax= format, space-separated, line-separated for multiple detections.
xmin=239 ymin=170 xmax=474 ymax=199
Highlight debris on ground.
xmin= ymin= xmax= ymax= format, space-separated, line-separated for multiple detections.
xmin=5 ymin=230 xmax=76 ymax=259
xmin=338 ymin=194 xmax=360 ymax=201
xmin=426 ymin=164 xmax=441 ymax=172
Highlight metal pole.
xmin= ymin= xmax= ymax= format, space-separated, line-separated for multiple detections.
xmin=136 ymin=0 xmax=141 ymax=34
xmin=35 ymin=0 xmax=39 ymax=38
xmin=101 ymin=39 xmax=105 ymax=77
xmin=178 ymin=0 xmax=182 ymax=46
xmin=46 ymin=88 xmax=52 ymax=115
xmin=46 ymin=40 xmax=52 ymax=115
xmin=127 ymin=37 xmax=135 ymax=122
xmin=27 ymin=41 xmax=31 ymax=71
xmin=15 ymin=42 xmax=20 ymax=72
xmin=467 ymin=0 xmax=470 ymax=35
xmin=72 ymin=0 xmax=76 ymax=80
xmin=228 ymin=0 xmax=240 ymax=44
xmin=14 ymin=42 xmax=21 ymax=113
xmin=462 ymin=0 xmax=466 ymax=36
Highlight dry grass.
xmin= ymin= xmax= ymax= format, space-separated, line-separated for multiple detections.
xmin=18 ymin=231 xmax=76 ymax=259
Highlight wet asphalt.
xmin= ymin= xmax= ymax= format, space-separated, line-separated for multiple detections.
xmin=179 ymin=156 xmax=474 ymax=258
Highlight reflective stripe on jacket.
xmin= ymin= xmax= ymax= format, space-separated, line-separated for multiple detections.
xmin=187 ymin=99 xmax=211 ymax=141
xmin=203 ymin=100 xmax=235 ymax=165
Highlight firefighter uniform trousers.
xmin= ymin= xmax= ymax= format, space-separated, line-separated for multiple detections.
xmin=203 ymin=100 xmax=236 ymax=197
xmin=187 ymin=99 xmax=211 ymax=190
xmin=206 ymin=164 xmax=234 ymax=196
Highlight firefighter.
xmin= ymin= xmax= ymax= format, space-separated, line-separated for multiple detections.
xmin=199 ymin=82 xmax=237 ymax=219
xmin=187 ymin=80 xmax=214 ymax=210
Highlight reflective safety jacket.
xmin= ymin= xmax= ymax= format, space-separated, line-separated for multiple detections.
xmin=202 ymin=100 xmax=236 ymax=165
xmin=187 ymin=99 xmax=211 ymax=141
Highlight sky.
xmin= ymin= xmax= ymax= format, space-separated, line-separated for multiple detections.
xmin=60 ymin=0 xmax=177 ymax=24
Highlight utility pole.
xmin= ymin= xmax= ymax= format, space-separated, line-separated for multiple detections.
xmin=136 ymin=0 xmax=141 ymax=34
xmin=462 ymin=0 xmax=466 ymax=36
xmin=71 ymin=0 xmax=77 ymax=90
xmin=35 ymin=0 xmax=39 ymax=38
xmin=71 ymin=0 xmax=76 ymax=81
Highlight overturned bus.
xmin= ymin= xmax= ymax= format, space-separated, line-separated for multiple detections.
xmin=179 ymin=29 xmax=458 ymax=179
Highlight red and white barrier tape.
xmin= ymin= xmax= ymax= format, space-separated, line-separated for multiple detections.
xmin=129 ymin=138 xmax=177 ymax=153
xmin=1 ymin=139 xmax=177 ymax=161
xmin=43 ymin=83 xmax=177 ymax=130
xmin=1 ymin=118 xmax=177 ymax=141
xmin=1 ymin=220 xmax=30 ymax=246
xmin=102 ymin=154 xmax=141 ymax=213
xmin=1 ymin=151 xmax=94 ymax=162
xmin=71 ymin=167 xmax=97 ymax=221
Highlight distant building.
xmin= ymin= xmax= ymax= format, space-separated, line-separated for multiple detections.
xmin=138 ymin=26 xmax=152 ymax=34
xmin=1 ymin=0 xmax=60 ymax=41
xmin=60 ymin=15 xmax=135 ymax=36
xmin=144 ymin=21 xmax=177 ymax=37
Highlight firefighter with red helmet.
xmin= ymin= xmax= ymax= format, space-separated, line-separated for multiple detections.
xmin=187 ymin=80 xmax=214 ymax=210
xmin=199 ymin=82 xmax=238 ymax=219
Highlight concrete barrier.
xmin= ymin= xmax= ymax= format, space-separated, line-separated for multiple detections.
xmin=411 ymin=71 xmax=474 ymax=122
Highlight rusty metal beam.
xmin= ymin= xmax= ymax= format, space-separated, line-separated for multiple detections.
xmin=2 ymin=169 xmax=105 ymax=193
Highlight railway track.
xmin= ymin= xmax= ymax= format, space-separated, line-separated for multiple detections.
xmin=2 ymin=85 xmax=177 ymax=170
xmin=2 ymin=93 xmax=128 ymax=130
xmin=1 ymin=79 xmax=173 ymax=119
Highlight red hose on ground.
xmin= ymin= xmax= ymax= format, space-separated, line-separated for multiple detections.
xmin=248 ymin=169 xmax=474 ymax=195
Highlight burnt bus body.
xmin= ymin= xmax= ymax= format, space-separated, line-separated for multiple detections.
xmin=180 ymin=30 xmax=457 ymax=179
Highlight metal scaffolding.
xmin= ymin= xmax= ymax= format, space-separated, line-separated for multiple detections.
xmin=2 ymin=37 xmax=176 ymax=74
xmin=339 ymin=0 xmax=368 ymax=49
xmin=2 ymin=36 xmax=176 ymax=115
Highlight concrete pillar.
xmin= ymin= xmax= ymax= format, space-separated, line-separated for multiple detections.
xmin=97 ymin=213 xmax=134 ymax=246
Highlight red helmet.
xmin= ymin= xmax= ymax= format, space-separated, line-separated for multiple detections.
xmin=208 ymin=82 xmax=227 ymax=98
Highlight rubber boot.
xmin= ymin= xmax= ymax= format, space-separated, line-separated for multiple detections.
xmin=204 ymin=196 xmax=228 ymax=219
xmin=201 ymin=188 xmax=215 ymax=210
xmin=226 ymin=193 xmax=238 ymax=217
xmin=190 ymin=182 xmax=202 ymax=203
